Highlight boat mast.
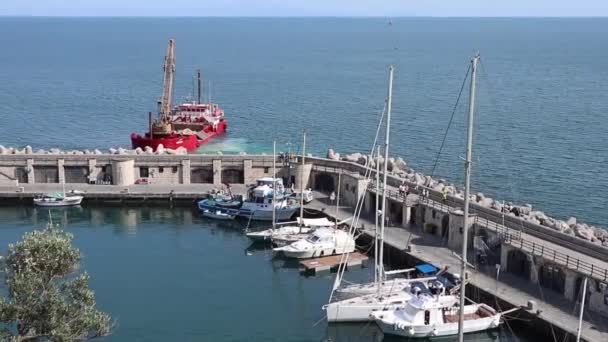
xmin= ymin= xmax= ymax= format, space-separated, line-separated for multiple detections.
xmin=272 ymin=140 xmax=277 ymax=229
xmin=335 ymin=170 xmax=341 ymax=226
xmin=458 ymin=53 xmax=479 ymax=342
xmin=157 ymin=39 xmax=176 ymax=123
xmin=299 ymin=129 xmax=306 ymax=233
xmin=377 ymin=65 xmax=394 ymax=297
xmin=197 ymin=69 xmax=202 ymax=105
xmin=576 ymin=277 xmax=588 ymax=342
xmin=374 ymin=144 xmax=381 ymax=285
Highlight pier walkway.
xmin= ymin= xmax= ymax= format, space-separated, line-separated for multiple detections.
xmin=308 ymin=191 xmax=608 ymax=342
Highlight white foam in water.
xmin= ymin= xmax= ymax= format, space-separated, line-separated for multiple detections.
xmin=195 ymin=137 xmax=266 ymax=155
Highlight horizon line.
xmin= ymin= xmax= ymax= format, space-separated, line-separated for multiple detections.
xmin=1 ymin=15 xmax=608 ymax=19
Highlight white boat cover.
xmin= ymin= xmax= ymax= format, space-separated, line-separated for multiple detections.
xmin=297 ymin=217 xmax=334 ymax=227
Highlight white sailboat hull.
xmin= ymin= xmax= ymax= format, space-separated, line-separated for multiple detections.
xmin=246 ymin=226 xmax=312 ymax=242
xmin=326 ymin=291 xmax=412 ymax=322
xmin=33 ymin=196 xmax=83 ymax=207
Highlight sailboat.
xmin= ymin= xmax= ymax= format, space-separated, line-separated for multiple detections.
xmin=246 ymin=132 xmax=315 ymax=242
xmin=325 ymin=66 xmax=437 ymax=322
xmin=372 ymin=54 xmax=508 ymax=339
xmin=33 ymin=181 xmax=83 ymax=207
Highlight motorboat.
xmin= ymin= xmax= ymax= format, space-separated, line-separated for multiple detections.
xmin=371 ymin=293 xmax=501 ymax=338
xmin=273 ymin=228 xmax=355 ymax=259
xmin=33 ymin=192 xmax=83 ymax=207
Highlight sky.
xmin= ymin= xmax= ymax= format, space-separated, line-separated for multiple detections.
xmin=1 ymin=0 xmax=608 ymax=17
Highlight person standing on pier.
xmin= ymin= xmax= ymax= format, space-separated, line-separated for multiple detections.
xmin=442 ymin=188 xmax=448 ymax=203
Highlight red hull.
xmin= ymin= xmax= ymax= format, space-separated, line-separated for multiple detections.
xmin=131 ymin=120 xmax=226 ymax=152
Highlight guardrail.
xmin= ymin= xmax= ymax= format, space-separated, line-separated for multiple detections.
xmin=364 ymin=181 xmax=608 ymax=282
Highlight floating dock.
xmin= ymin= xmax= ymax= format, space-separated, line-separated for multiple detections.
xmin=300 ymin=251 xmax=368 ymax=274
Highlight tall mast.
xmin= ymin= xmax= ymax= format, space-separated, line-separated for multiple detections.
xmin=335 ymin=171 xmax=341 ymax=226
xmin=377 ymin=65 xmax=394 ymax=297
xmin=158 ymin=39 xmax=176 ymax=122
xmin=374 ymin=145 xmax=381 ymax=285
xmin=299 ymin=129 xmax=306 ymax=233
xmin=197 ymin=69 xmax=202 ymax=105
xmin=458 ymin=53 xmax=479 ymax=342
xmin=576 ymin=277 xmax=588 ymax=342
xmin=272 ymin=140 xmax=276 ymax=229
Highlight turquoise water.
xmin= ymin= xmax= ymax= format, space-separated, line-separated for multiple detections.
xmin=0 ymin=206 xmax=533 ymax=341
xmin=0 ymin=18 xmax=606 ymax=228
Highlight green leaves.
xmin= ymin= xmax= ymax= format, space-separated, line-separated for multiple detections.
xmin=0 ymin=227 xmax=111 ymax=341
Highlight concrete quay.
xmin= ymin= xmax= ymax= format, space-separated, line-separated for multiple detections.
xmin=307 ymin=192 xmax=608 ymax=342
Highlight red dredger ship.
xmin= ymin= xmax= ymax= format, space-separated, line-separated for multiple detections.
xmin=131 ymin=39 xmax=226 ymax=151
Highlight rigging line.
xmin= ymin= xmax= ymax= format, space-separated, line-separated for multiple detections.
xmin=329 ymin=99 xmax=387 ymax=302
xmin=429 ymin=63 xmax=471 ymax=179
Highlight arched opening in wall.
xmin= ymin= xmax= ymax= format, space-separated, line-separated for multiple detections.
xmin=33 ymin=166 xmax=58 ymax=183
xmin=539 ymin=264 xmax=566 ymax=295
xmin=410 ymin=207 xmax=417 ymax=225
xmin=314 ymin=173 xmax=335 ymax=193
xmin=420 ymin=207 xmax=426 ymax=225
xmin=191 ymin=167 xmax=213 ymax=184
xmin=222 ymin=169 xmax=244 ymax=184
xmin=506 ymin=250 xmax=531 ymax=280
xmin=441 ymin=215 xmax=449 ymax=239
xmin=574 ymin=277 xmax=590 ymax=308
xmin=390 ymin=200 xmax=402 ymax=226
xmin=64 ymin=166 xmax=88 ymax=183
xmin=423 ymin=223 xmax=438 ymax=235
xmin=15 ymin=168 xmax=28 ymax=184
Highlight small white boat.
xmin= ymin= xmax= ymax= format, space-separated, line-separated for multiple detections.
xmin=246 ymin=225 xmax=312 ymax=243
xmin=34 ymin=193 xmax=83 ymax=207
xmin=326 ymin=277 xmax=449 ymax=323
xmin=371 ymin=294 xmax=502 ymax=338
xmin=202 ymin=209 xmax=236 ymax=220
xmin=273 ymin=228 xmax=355 ymax=259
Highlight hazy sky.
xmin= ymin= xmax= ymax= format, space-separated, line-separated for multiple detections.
xmin=2 ymin=0 xmax=608 ymax=17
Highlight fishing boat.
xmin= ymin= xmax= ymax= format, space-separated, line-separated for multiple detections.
xmin=201 ymin=209 xmax=236 ymax=221
xmin=130 ymin=39 xmax=226 ymax=152
xmin=273 ymin=228 xmax=355 ymax=259
xmin=34 ymin=192 xmax=83 ymax=207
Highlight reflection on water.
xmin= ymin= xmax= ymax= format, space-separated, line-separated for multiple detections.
xmin=0 ymin=206 xmax=537 ymax=341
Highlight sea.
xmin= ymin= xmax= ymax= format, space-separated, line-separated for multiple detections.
xmin=0 ymin=17 xmax=606 ymax=341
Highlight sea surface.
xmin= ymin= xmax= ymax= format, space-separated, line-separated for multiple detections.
xmin=0 ymin=17 xmax=606 ymax=227
xmin=0 ymin=206 xmax=535 ymax=342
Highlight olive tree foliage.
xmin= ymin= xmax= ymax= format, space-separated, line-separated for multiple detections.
xmin=0 ymin=227 xmax=111 ymax=341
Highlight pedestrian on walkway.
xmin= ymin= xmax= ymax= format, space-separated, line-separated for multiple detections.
xmin=442 ymin=188 xmax=448 ymax=203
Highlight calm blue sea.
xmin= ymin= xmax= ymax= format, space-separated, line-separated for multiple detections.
xmin=1 ymin=17 xmax=606 ymax=227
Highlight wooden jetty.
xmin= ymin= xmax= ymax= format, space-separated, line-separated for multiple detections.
xmin=300 ymin=251 xmax=368 ymax=275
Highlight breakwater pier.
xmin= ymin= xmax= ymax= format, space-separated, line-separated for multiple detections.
xmin=0 ymin=150 xmax=606 ymax=341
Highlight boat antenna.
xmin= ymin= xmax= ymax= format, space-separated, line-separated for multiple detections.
xmin=299 ymin=129 xmax=306 ymax=233
xmin=377 ymin=65 xmax=393 ymax=298
xmin=197 ymin=69 xmax=202 ymax=105
xmin=208 ymin=80 xmax=211 ymax=105
xmin=374 ymin=144 xmax=381 ymax=285
xmin=272 ymin=140 xmax=276 ymax=229
xmin=458 ymin=53 xmax=480 ymax=342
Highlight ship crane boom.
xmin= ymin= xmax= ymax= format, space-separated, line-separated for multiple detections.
xmin=158 ymin=39 xmax=176 ymax=121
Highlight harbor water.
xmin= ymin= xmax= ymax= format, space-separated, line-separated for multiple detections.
xmin=0 ymin=206 xmax=536 ymax=341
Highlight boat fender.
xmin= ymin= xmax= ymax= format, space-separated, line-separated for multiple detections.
xmin=431 ymin=328 xmax=438 ymax=336
xmin=408 ymin=327 xmax=415 ymax=335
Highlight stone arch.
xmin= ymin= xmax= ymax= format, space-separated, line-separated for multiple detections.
xmin=191 ymin=167 xmax=213 ymax=184
xmin=441 ymin=215 xmax=449 ymax=239
xmin=539 ymin=263 xmax=566 ymax=295
xmin=389 ymin=200 xmax=402 ymax=225
xmin=507 ymin=249 xmax=531 ymax=280
xmin=314 ymin=173 xmax=335 ymax=193
xmin=222 ymin=168 xmax=244 ymax=184
xmin=410 ymin=207 xmax=417 ymax=225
